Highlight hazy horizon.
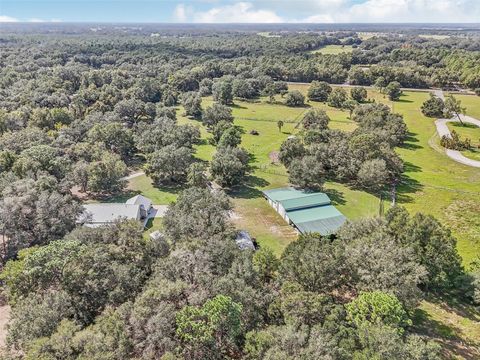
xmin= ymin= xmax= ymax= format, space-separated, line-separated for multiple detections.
xmin=2 ymin=1 xmax=480 ymax=24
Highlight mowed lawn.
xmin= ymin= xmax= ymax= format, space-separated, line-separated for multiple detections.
xmin=447 ymin=93 xmax=480 ymax=119
xmin=310 ymin=44 xmax=354 ymax=55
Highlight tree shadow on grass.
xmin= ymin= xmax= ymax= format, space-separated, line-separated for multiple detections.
xmin=412 ymin=307 xmax=480 ymax=360
xmin=324 ymin=188 xmax=346 ymax=206
xmin=230 ymin=103 xmax=248 ymax=109
xmin=401 ymin=132 xmax=423 ymax=150
xmin=403 ymin=161 xmax=422 ymax=173
xmin=450 ymin=122 xmax=479 ymax=130
xmin=101 ymin=190 xmax=141 ymax=203
xmin=396 ymin=98 xmax=414 ymax=103
xmin=228 ymin=175 xmax=270 ymax=199
xmin=101 ymin=181 xmax=185 ymax=204
xmin=412 ymin=307 xmax=457 ymax=339
xmin=197 ymin=138 xmax=210 ymax=146
xmin=396 ymin=171 xmax=424 ymax=204
xmin=429 ymin=294 xmax=480 ymax=324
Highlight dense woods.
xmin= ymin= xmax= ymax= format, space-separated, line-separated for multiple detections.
xmin=0 ymin=24 xmax=479 ymax=359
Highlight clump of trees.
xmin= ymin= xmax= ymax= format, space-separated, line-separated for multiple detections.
xmin=385 ymin=81 xmax=402 ymax=101
xmin=280 ymin=103 xmax=406 ymax=198
xmin=440 ymin=130 xmax=472 ymax=150
xmin=327 ymin=87 xmax=348 ymax=108
xmin=285 ymin=90 xmax=305 ymax=107
xmin=421 ymin=94 xmax=445 ymax=117
xmin=307 ymin=81 xmax=332 ymax=102
xmin=350 ymin=86 xmax=368 ymax=103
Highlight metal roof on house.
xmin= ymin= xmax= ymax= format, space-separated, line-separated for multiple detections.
xmin=80 ymin=203 xmax=141 ymax=227
xmin=126 ymin=194 xmax=152 ymax=209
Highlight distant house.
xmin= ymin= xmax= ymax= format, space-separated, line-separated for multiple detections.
xmin=126 ymin=194 xmax=152 ymax=218
xmin=235 ymin=230 xmax=255 ymax=250
xmin=263 ymin=187 xmax=346 ymax=236
xmin=78 ymin=203 xmax=142 ymax=228
xmin=78 ymin=195 xmax=153 ymax=228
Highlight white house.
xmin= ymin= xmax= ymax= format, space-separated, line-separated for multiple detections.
xmin=78 ymin=203 xmax=142 ymax=228
xmin=126 ymin=194 xmax=152 ymax=218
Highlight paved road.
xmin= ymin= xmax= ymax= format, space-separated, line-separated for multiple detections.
xmin=435 ymin=114 xmax=480 ymax=168
xmin=121 ymin=171 xmax=145 ymax=181
xmin=432 ymin=89 xmax=445 ymax=101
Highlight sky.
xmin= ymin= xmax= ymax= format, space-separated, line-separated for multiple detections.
xmin=1 ymin=0 xmax=480 ymax=24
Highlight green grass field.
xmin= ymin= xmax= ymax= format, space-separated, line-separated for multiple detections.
xmin=455 ymin=94 xmax=480 ymax=119
xmin=116 ymin=85 xmax=480 ymax=357
xmin=310 ymin=44 xmax=354 ymax=55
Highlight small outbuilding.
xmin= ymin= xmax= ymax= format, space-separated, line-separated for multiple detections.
xmin=235 ymin=230 xmax=256 ymax=250
xmin=263 ymin=187 xmax=346 ymax=236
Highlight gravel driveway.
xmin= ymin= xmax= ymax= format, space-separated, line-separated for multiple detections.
xmin=434 ymin=115 xmax=480 ymax=168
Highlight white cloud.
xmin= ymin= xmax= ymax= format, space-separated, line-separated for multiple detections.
xmin=301 ymin=14 xmax=335 ymax=23
xmin=193 ymin=2 xmax=283 ymax=23
xmin=173 ymin=4 xmax=189 ymax=22
xmin=171 ymin=0 xmax=480 ymax=23
xmin=298 ymin=0 xmax=480 ymax=23
xmin=27 ymin=18 xmax=63 ymax=23
xmin=0 ymin=15 xmax=19 ymax=23
xmin=0 ymin=15 xmax=62 ymax=23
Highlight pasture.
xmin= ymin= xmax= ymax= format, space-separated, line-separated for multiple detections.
xmin=310 ymin=44 xmax=354 ymax=54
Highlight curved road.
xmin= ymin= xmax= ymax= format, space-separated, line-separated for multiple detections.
xmin=435 ymin=114 xmax=480 ymax=168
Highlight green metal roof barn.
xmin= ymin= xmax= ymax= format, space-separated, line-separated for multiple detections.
xmin=263 ymin=187 xmax=346 ymax=236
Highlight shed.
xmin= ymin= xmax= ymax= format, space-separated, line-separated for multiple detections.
xmin=235 ymin=231 xmax=255 ymax=250
xmin=263 ymin=187 xmax=346 ymax=236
